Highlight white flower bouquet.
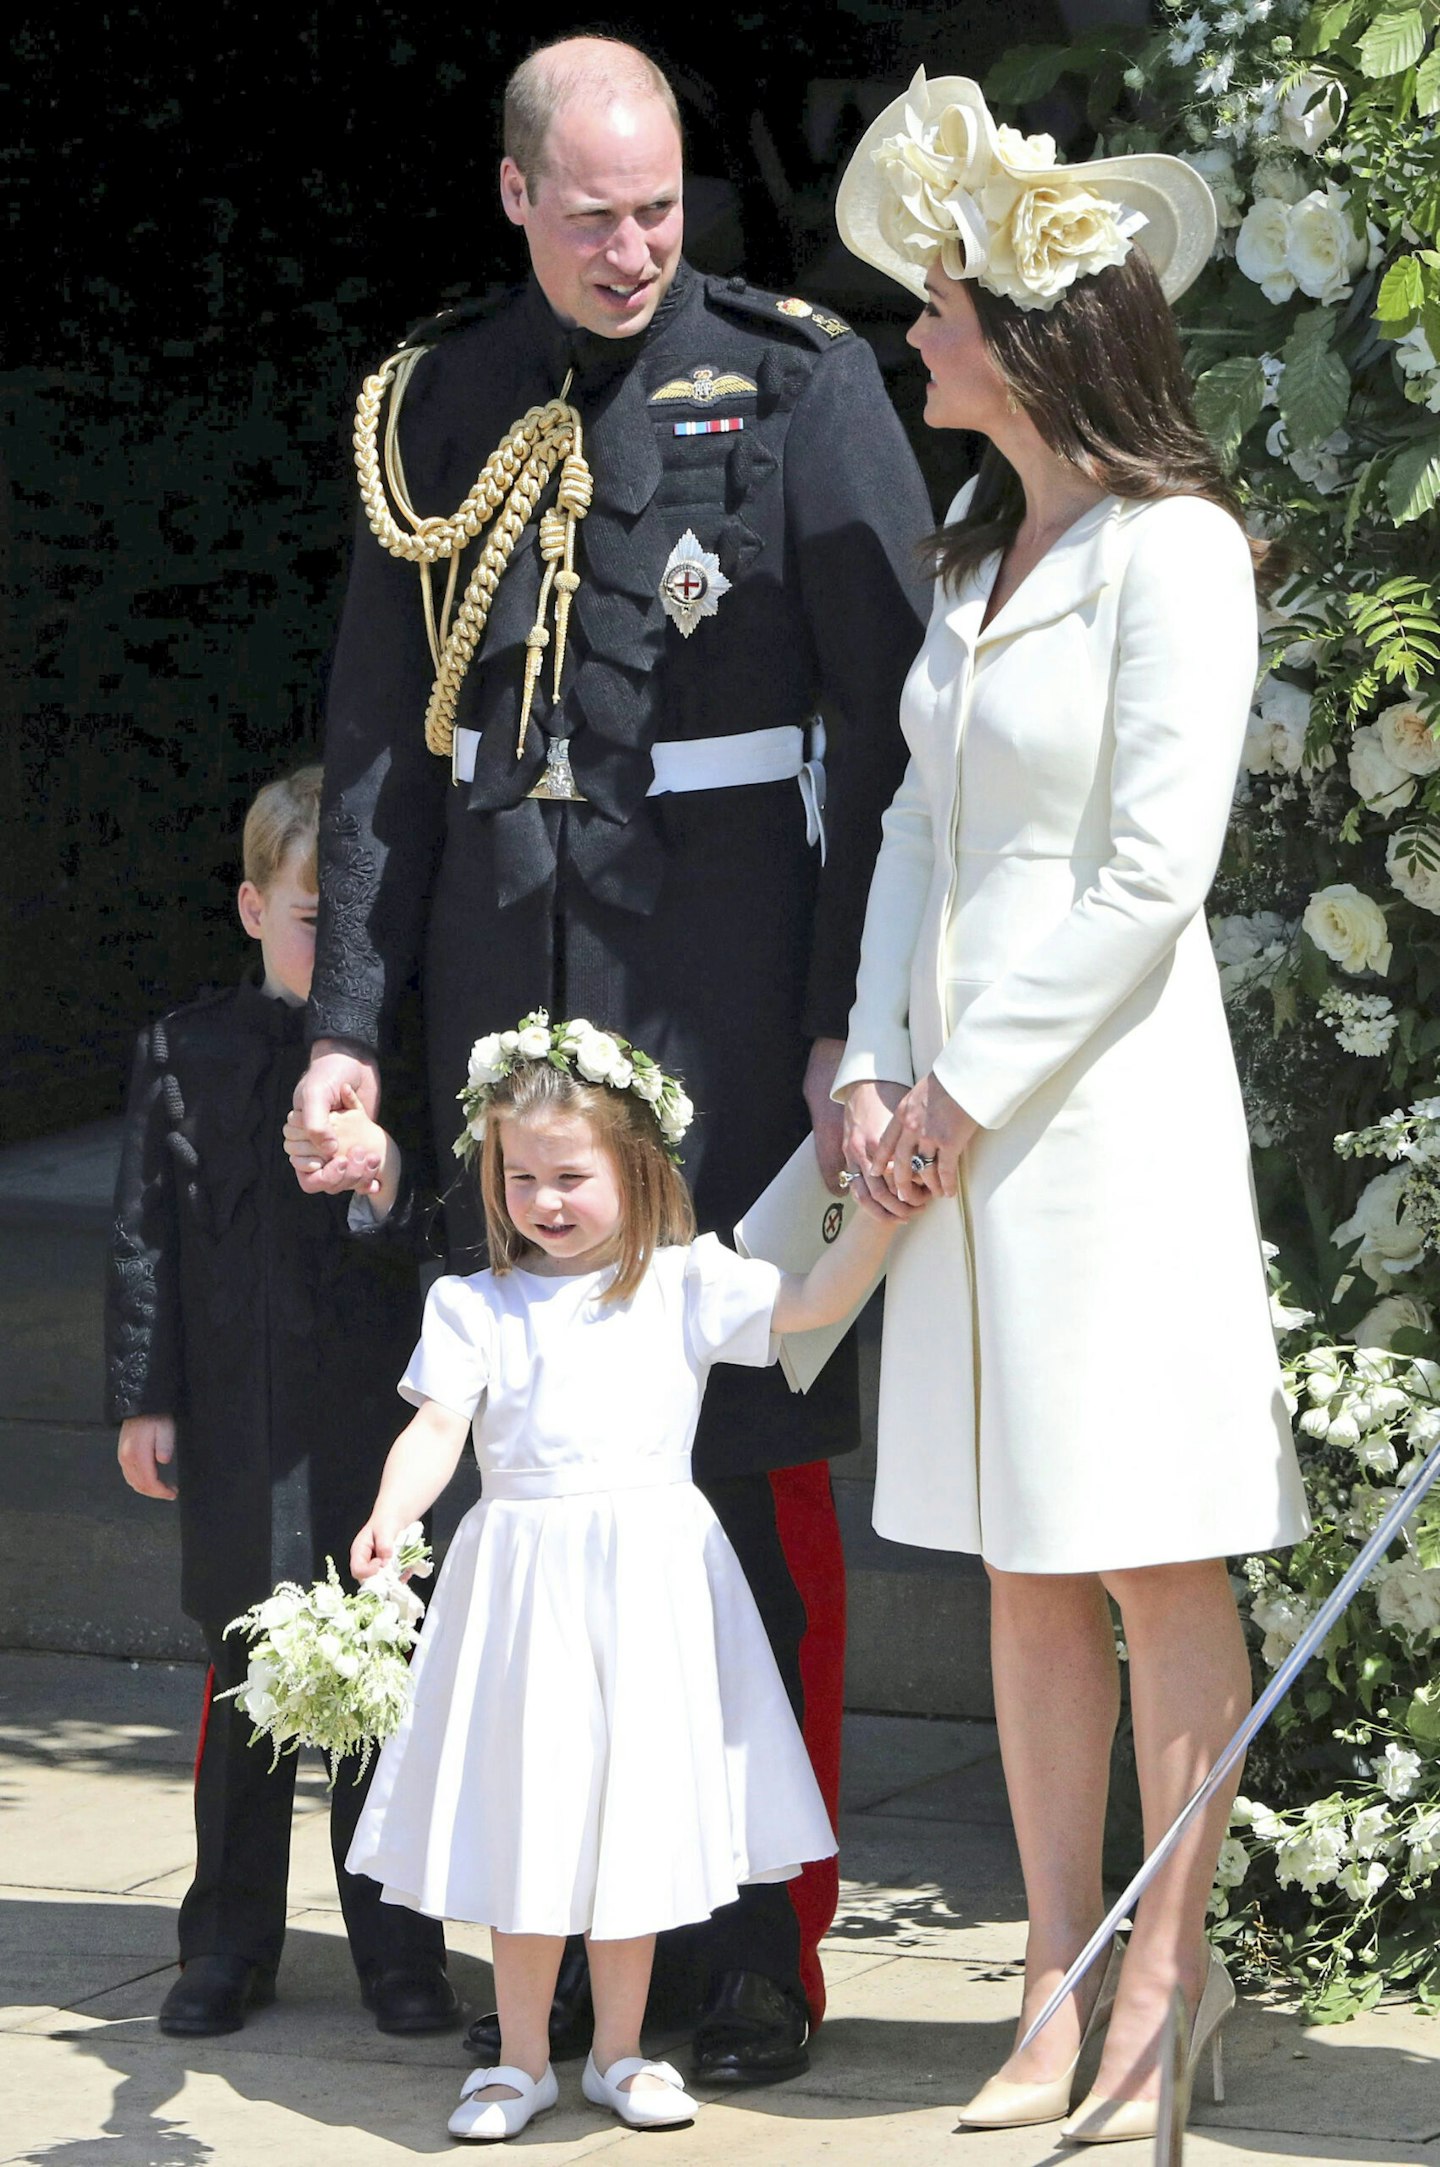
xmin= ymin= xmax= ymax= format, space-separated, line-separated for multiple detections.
xmin=219 ymin=1524 xmax=433 ymax=1781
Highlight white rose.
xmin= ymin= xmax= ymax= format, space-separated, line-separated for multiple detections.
xmin=574 ymin=1030 xmax=622 ymax=1083
xmin=254 ymin=1591 xmax=303 ymax=1632
xmin=1349 ymin=725 xmax=1417 ymax=813
xmin=1302 ymin=883 xmax=1391 ymax=975
xmin=979 ymin=172 xmax=1145 ymax=309
xmin=1287 ymin=185 xmax=1364 ymax=305
xmin=659 ymin=1089 xmax=695 ymax=1142
xmin=499 ymin=1031 xmax=520 ymax=1054
xmin=1236 ymin=197 xmax=1295 ymax=302
xmin=1279 ymin=73 xmax=1345 ymax=150
xmin=1386 ymin=828 xmax=1440 ymax=914
xmin=561 ymin=1018 xmax=592 ymax=1044
xmin=1333 ymin=1165 xmax=1426 ymax=1287
xmin=1377 ymin=695 xmax=1440 ymax=777
xmin=609 ymin=1056 xmax=635 ymax=1090
xmin=516 ymin=1023 xmax=552 ymax=1059
xmin=1356 ymin=1294 xmax=1433 ymax=1349
xmin=631 ymin=1067 xmax=663 ymax=1104
xmin=466 ymin=1033 xmax=505 ymax=1087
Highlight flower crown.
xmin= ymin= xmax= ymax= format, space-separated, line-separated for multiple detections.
xmin=454 ymin=1010 xmax=695 ymax=1165
xmin=872 ymin=72 xmax=1147 ymax=312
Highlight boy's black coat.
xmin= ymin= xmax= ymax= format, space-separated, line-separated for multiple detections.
xmin=105 ymin=979 xmax=422 ymax=1629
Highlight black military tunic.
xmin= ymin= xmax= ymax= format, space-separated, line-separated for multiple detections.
xmin=310 ymin=260 xmax=933 ymax=1483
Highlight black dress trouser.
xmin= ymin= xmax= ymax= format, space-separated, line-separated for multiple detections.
xmin=180 ymin=1630 xmax=446 ymax=1978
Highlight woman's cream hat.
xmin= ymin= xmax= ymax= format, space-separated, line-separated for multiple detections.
xmin=836 ymin=71 xmax=1217 ymax=311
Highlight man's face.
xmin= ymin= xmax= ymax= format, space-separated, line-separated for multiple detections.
xmin=500 ymin=95 xmax=684 ymax=339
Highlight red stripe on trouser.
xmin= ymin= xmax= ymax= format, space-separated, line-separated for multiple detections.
xmin=193 ymin=1663 xmax=216 ymax=1791
xmin=769 ymin=1459 xmax=845 ymax=2029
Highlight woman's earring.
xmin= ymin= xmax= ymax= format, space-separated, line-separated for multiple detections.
xmin=1004 ymin=390 xmax=1021 ymax=415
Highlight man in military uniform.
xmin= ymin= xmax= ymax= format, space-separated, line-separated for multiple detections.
xmin=294 ymin=34 xmax=931 ymax=2083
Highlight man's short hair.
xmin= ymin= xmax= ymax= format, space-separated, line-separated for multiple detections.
xmin=243 ymin=765 xmax=322 ymax=892
xmin=503 ymin=35 xmax=681 ymax=193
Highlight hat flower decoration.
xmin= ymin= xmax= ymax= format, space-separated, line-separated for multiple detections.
xmin=838 ymin=70 xmax=1217 ymax=312
xmin=455 ymin=1009 xmax=695 ymax=1163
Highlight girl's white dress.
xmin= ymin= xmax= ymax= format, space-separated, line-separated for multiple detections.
xmin=346 ymin=1234 xmax=837 ymax=1940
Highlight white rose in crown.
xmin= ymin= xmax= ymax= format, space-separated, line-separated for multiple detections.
xmin=1377 ymin=694 xmax=1440 ymax=777
xmin=1386 ymin=829 xmax=1440 ymax=914
xmin=516 ymin=1022 xmax=553 ymax=1059
xmin=1287 ymin=185 xmax=1368 ymax=305
xmin=574 ymin=1030 xmax=623 ymax=1083
xmin=1302 ymin=883 xmax=1392 ymax=975
xmin=1349 ymin=724 xmax=1417 ymax=813
xmin=1278 ymin=73 xmax=1345 ymax=152
xmin=660 ymin=1090 xmax=695 ymax=1143
xmin=467 ymin=1033 xmax=505 ymax=1087
xmin=608 ymin=1056 xmax=634 ymax=1090
xmin=981 ymin=173 xmax=1144 ymax=310
xmin=1235 ymin=198 xmax=1296 ymax=304
xmin=500 ymin=1031 xmax=520 ymax=1053
xmin=631 ymin=1067 xmax=663 ymax=1103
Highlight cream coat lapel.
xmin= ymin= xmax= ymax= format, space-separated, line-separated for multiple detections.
xmin=973 ymin=494 xmax=1124 ymax=649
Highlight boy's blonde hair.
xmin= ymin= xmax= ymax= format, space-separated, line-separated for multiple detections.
xmin=479 ymin=1060 xmax=696 ymax=1304
xmin=242 ymin=765 xmax=323 ymax=892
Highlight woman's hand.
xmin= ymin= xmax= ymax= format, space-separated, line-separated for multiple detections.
xmin=877 ymin=1072 xmax=978 ymax=1205
xmin=840 ymin=1079 xmax=921 ymax=1221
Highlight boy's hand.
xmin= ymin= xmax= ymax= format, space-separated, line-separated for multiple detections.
xmin=283 ymin=1089 xmax=389 ymax=1198
xmin=290 ymin=1047 xmax=380 ymax=1195
xmin=118 ymin=1415 xmax=177 ymax=1500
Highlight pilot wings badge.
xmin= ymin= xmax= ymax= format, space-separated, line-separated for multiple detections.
xmin=658 ymin=530 xmax=731 ymax=638
xmin=648 ymin=365 xmax=758 ymax=406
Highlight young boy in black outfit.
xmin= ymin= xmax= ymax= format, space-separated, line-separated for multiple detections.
xmin=106 ymin=765 xmax=454 ymax=2039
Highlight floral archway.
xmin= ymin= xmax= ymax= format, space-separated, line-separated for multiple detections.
xmin=980 ymin=0 xmax=1440 ymax=2015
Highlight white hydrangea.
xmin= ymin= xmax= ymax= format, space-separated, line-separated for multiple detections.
xmin=1210 ymin=910 xmax=1292 ymax=997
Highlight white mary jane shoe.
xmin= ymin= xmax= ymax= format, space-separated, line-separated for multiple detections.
xmin=447 ymin=2063 xmax=558 ymax=2143
xmin=581 ymin=2051 xmax=698 ymax=2129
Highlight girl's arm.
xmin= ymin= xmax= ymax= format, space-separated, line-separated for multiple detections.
xmin=770 ymin=1205 xmax=908 ymax=1337
xmin=351 ymin=1400 xmax=469 ymax=1577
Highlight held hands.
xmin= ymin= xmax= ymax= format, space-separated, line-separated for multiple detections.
xmin=288 ymin=1047 xmax=381 ymax=1196
xmin=841 ymin=1072 xmax=977 ymax=1216
xmin=284 ymin=1086 xmax=394 ymax=1205
xmin=117 ymin=1414 xmax=177 ymax=1501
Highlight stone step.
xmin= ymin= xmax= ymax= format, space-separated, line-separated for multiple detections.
xmin=0 ymin=1121 xmax=993 ymax=1715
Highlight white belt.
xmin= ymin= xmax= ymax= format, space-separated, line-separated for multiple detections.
xmin=450 ymin=722 xmax=827 ymax=858
xmin=480 ymin=1452 xmax=692 ymax=1501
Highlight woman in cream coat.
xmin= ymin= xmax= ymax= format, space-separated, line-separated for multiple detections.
xmin=832 ymin=74 xmax=1309 ymax=2146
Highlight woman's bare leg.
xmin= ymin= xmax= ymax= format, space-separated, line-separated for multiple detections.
xmin=983 ymin=1566 xmax=1120 ymax=2083
xmin=1088 ymin=1557 xmax=1249 ymax=2103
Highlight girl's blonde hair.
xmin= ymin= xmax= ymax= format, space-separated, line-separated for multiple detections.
xmin=478 ymin=1059 xmax=695 ymax=1303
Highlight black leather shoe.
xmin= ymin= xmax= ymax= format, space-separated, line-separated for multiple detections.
xmin=159 ymin=1954 xmax=276 ymax=2037
xmin=360 ymin=1960 xmax=460 ymax=2034
xmin=691 ymin=1970 xmax=810 ymax=2085
xmin=463 ymin=1936 xmax=592 ymax=2063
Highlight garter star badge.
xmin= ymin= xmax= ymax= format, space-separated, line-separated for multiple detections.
xmin=659 ymin=530 xmax=731 ymax=638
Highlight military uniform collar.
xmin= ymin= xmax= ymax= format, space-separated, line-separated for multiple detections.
xmin=524 ymin=261 xmax=699 ymax=394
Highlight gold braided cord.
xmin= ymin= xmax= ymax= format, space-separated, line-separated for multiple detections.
xmin=352 ymin=345 xmax=592 ymax=763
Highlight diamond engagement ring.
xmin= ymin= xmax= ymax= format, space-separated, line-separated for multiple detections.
xmin=910 ymin=1152 xmax=936 ymax=1174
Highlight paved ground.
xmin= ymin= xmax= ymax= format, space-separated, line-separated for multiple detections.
xmin=3 ymin=1653 xmax=1439 ymax=2165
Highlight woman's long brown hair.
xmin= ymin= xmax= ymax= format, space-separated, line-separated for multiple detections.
xmin=931 ymin=245 xmax=1255 ymax=590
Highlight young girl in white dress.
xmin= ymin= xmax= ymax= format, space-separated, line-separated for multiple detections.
xmin=342 ymin=1014 xmax=908 ymax=2144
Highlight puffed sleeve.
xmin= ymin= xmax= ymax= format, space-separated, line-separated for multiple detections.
xmin=932 ymin=496 xmax=1257 ymax=1130
xmin=398 ymin=1275 xmax=492 ymax=1418
xmin=682 ymin=1233 xmax=782 ymax=1369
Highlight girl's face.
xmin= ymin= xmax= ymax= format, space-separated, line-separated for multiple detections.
xmin=907 ymin=267 xmax=1012 ymax=435
xmin=500 ymin=1111 xmax=624 ymax=1274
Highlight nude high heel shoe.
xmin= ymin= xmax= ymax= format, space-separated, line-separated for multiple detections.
xmin=955 ymin=1936 xmax=1125 ymax=2132
xmin=1059 ymin=1944 xmax=1234 ymax=2145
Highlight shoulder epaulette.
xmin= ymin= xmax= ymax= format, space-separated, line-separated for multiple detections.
xmin=706 ymin=275 xmax=854 ymax=349
xmin=396 ymin=284 xmax=521 ymax=353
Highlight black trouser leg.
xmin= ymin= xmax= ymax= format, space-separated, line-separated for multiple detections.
xmin=685 ymin=1473 xmax=807 ymax=2002
xmin=179 ymin=1634 xmax=296 ymax=1975
xmin=328 ymin=1751 xmax=447 ymax=1974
